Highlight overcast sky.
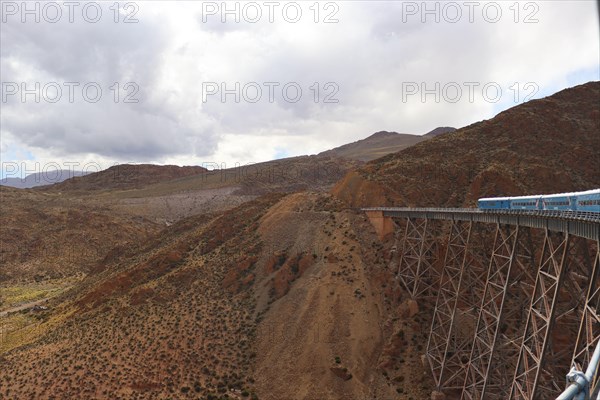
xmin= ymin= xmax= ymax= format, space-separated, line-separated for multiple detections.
xmin=1 ymin=0 xmax=599 ymax=178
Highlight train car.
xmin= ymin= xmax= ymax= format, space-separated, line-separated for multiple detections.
xmin=573 ymin=189 xmax=600 ymax=212
xmin=541 ymin=192 xmax=578 ymax=211
xmin=478 ymin=189 xmax=600 ymax=213
xmin=477 ymin=197 xmax=511 ymax=210
xmin=509 ymin=195 xmax=543 ymax=211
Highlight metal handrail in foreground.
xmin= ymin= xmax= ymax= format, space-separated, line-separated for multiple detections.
xmin=557 ymin=340 xmax=600 ymax=400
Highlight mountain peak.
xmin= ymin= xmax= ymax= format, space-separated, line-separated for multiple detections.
xmin=319 ymin=131 xmax=430 ymax=162
xmin=424 ymin=127 xmax=456 ymax=137
xmin=366 ymin=131 xmax=401 ymax=139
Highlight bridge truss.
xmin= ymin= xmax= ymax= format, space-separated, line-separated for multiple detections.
xmin=364 ymin=208 xmax=600 ymax=400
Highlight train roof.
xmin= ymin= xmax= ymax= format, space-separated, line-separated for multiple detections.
xmin=478 ymin=195 xmax=539 ymax=201
xmin=478 ymin=197 xmax=511 ymax=201
xmin=478 ymin=189 xmax=600 ymax=202
xmin=542 ymin=189 xmax=600 ymax=198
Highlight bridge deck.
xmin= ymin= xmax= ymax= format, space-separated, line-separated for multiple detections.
xmin=362 ymin=208 xmax=600 ymax=241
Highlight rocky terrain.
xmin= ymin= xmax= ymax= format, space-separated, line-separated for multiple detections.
xmin=0 ymin=81 xmax=598 ymax=400
xmin=0 ymin=191 xmax=433 ymax=399
xmin=319 ymin=127 xmax=455 ymax=162
xmin=0 ymin=186 xmax=160 ymax=284
xmin=333 ymin=82 xmax=600 ymax=208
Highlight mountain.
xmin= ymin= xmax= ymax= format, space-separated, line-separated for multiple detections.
xmin=40 ymin=164 xmax=207 ymax=192
xmin=1 ymin=169 xmax=89 ymax=189
xmin=333 ymin=81 xmax=600 ymax=208
xmin=318 ymin=128 xmax=454 ymax=161
xmin=1 ymin=82 xmax=598 ymax=400
xmin=424 ymin=126 xmax=456 ymax=137
xmin=35 ymin=164 xmax=206 ymax=191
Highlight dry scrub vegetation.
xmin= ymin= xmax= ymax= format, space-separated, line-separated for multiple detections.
xmin=2 ymin=82 xmax=597 ymax=399
xmin=1 ymin=192 xmax=433 ymax=400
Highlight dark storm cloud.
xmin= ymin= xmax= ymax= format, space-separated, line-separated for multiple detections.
xmin=1 ymin=2 xmax=219 ymax=161
xmin=0 ymin=1 xmax=598 ymax=168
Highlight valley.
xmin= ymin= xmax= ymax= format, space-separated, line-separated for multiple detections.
xmin=0 ymin=82 xmax=599 ymax=399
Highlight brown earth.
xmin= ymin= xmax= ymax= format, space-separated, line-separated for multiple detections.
xmin=252 ymin=193 xmax=433 ymax=400
xmin=0 ymin=82 xmax=598 ymax=400
xmin=333 ymin=81 xmax=600 ymax=208
xmin=0 ymin=192 xmax=433 ymax=400
xmin=0 ymin=185 xmax=160 ymax=284
xmin=1 ymin=155 xmax=358 ymax=283
xmin=41 ymin=164 xmax=207 ymax=192
xmin=319 ymin=127 xmax=455 ymax=162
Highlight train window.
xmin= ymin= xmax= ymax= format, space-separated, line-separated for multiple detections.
xmin=546 ymin=201 xmax=568 ymax=206
xmin=577 ymin=200 xmax=599 ymax=206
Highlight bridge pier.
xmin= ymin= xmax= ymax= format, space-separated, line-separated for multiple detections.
xmin=370 ymin=207 xmax=600 ymax=399
xmin=462 ymin=224 xmax=536 ymax=400
xmin=571 ymin=240 xmax=600 ymax=388
xmin=427 ymin=220 xmax=475 ymax=392
xmin=425 ymin=220 xmax=494 ymax=395
xmin=397 ymin=218 xmax=442 ymax=300
xmin=364 ymin=210 xmax=394 ymax=240
xmin=510 ymin=231 xmax=590 ymax=400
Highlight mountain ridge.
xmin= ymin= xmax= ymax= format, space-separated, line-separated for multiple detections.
xmin=318 ymin=126 xmax=455 ymax=162
xmin=332 ymin=81 xmax=600 ymax=208
xmin=1 ymin=169 xmax=90 ymax=189
xmin=39 ymin=164 xmax=207 ymax=192
xmin=1 ymin=82 xmax=598 ymax=400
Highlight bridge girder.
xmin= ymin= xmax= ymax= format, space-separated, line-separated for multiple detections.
xmin=571 ymin=239 xmax=600 ymax=388
xmin=380 ymin=209 xmax=600 ymax=400
xmin=396 ymin=217 xmax=442 ymax=300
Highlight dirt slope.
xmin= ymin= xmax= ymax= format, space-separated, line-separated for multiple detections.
xmin=252 ymin=192 xmax=432 ymax=400
xmin=0 ymin=192 xmax=432 ymax=399
xmin=0 ymin=195 xmax=283 ymax=398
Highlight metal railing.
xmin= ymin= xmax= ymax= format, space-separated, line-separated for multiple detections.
xmin=362 ymin=207 xmax=600 ymax=241
xmin=557 ymin=340 xmax=600 ymax=400
xmin=362 ymin=207 xmax=600 ymax=223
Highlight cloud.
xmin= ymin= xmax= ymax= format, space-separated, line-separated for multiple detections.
xmin=1 ymin=0 xmax=599 ymax=175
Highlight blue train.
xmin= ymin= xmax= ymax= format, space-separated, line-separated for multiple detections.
xmin=478 ymin=189 xmax=600 ymax=213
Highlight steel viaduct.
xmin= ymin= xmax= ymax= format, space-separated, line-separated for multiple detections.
xmin=363 ymin=207 xmax=600 ymax=400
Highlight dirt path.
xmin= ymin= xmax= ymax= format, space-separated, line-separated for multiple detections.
xmin=0 ymin=298 xmax=49 ymax=317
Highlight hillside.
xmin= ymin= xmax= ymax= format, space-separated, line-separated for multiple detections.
xmin=41 ymin=164 xmax=207 ymax=192
xmin=1 ymin=82 xmax=598 ymax=400
xmin=318 ymin=127 xmax=455 ymax=162
xmin=1 ymin=170 xmax=90 ymax=189
xmin=333 ymin=81 xmax=600 ymax=208
xmin=0 ymin=192 xmax=432 ymax=400
xmin=0 ymin=155 xmax=358 ymax=287
xmin=35 ymin=156 xmax=359 ymax=226
xmin=424 ymin=126 xmax=456 ymax=137
xmin=0 ymin=185 xmax=160 ymax=284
